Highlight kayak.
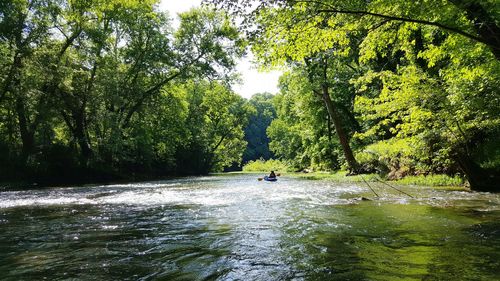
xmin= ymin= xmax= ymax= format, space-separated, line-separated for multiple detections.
xmin=264 ymin=176 xmax=277 ymax=182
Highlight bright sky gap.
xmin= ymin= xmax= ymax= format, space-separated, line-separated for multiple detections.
xmin=159 ymin=0 xmax=281 ymax=99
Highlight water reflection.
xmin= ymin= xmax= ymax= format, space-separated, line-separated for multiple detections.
xmin=0 ymin=174 xmax=499 ymax=280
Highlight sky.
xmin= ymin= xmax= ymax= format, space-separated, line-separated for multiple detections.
xmin=158 ymin=0 xmax=282 ymax=99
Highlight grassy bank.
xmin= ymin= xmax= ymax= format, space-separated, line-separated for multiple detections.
xmin=288 ymin=171 xmax=468 ymax=191
xmin=241 ymin=159 xmax=468 ymax=190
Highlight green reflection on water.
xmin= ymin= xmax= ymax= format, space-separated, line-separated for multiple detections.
xmin=280 ymin=202 xmax=500 ymax=280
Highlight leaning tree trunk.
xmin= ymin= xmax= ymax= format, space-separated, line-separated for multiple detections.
xmin=455 ymin=153 xmax=499 ymax=192
xmin=321 ymin=84 xmax=360 ymax=174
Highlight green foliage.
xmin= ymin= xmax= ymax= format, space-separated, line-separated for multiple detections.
xmin=356 ymin=138 xmax=435 ymax=178
xmin=291 ymin=171 xmax=379 ymax=182
xmin=208 ymin=0 xmax=500 ymax=190
xmin=290 ymin=171 xmax=464 ymax=188
xmin=395 ymin=174 xmax=465 ymax=187
xmin=242 ymin=159 xmax=290 ymax=172
xmin=176 ymin=81 xmax=252 ymax=173
xmin=2 ymin=0 xmax=499 ymax=190
xmin=243 ymin=93 xmax=276 ymax=163
xmin=267 ymin=70 xmax=344 ymax=171
xmin=353 ymin=24 xmax=500 ymax=185
xmin=0 ymin=2 xmax=248 ymax=183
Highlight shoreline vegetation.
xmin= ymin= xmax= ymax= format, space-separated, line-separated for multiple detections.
xmin=1 ymin=168 xmax=467 ymax=192
xmin=242 ymin=159 xmax=468 ymax=191
xmin=1 ymin=1 xmax=498 ymax=192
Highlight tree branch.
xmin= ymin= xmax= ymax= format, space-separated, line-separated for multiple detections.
xmin=316 ymin=8 xmax=486 ymax=45
xmin=120 ymin=51 xmax=207 ymax=128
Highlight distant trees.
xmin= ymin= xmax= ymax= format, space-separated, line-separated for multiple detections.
xmin=268 ymin=70 xmax=344 ymax=171
xmin=242 ymin=93 xmax=276 ymax=163
xmin=0 ymin=1 xmax=248 ymax=182
xmin=176 ymin=81 xmax=252 ymax=174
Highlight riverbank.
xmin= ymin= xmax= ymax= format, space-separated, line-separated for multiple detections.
xmin=2 ymin=170 xmax=468 ymax=192
xmin=229 ymin=171 xmax=469 ymax=191
xmin=0 ymin=173 xmax=185 ymax=192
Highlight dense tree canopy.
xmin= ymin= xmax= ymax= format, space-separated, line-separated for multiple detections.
xmin=175 ymin=80 xmax=251 ymax=174
xmin=1 ymin=0 xmax=499 ymax=191
xmin=207 ymin=0 xmax=500 ymax=191
xmin=207 ymin=0 xmax=500 ymax=59
xmin=0 ymin=1 xmax=248 ymax=182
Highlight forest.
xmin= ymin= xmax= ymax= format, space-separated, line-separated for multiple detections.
xmin=215 ymin=0 xmax=500 ymax=192
xmin=0 ymin=0 xmax=252 ymax=183
xmin=1 ymin=0 xmax=499 ymax=192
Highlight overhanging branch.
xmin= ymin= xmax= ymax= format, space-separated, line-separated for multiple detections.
xmin=316 ymin=9 xmax=486 ymax=45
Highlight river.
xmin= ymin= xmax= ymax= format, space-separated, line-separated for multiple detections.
xmin=0 ymin=174 xmax=499 ymax=280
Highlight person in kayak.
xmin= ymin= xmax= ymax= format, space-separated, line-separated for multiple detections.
xmin=268 ymin=171 xmax=277 ymax=179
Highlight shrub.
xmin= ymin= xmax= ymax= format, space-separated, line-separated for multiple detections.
xmin=355 ymin=138 xmax=432 ymax=178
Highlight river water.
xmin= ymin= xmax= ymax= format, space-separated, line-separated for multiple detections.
xmin=0 ymin=174 xmax=499 ymax=280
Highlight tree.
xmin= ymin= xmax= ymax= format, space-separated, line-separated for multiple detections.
xmin=230 ymin=2 xmax=366 ymax=173
xmin=0 ymin=2 xmax=248 ymax=182
xmin=268 ymin=70 xmax=343 ymax=171
xmin=205 ymin=0 xmax=500 ymax=190
xmin=176 ymin=80 xmax=252 ymax=174
xmin=206 ymin=0 xmax=500 ymax=60
xmin=51 ymin=5 xmax=244 ymax=165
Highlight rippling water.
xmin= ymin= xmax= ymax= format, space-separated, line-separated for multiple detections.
xmin=1 ymin=174 xmax=499 ymax=280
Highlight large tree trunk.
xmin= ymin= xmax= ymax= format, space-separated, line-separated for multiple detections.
xmin=321 ymin=84 xmax=360 ymax=174
xmin=455 ymin=153 xmax=499 ymax=192
xmin=72 ymin=109 xmax=92 ymax=166
xmin=15 ymin=97 xmax=36 ymax=160
xmin=61 ymin=106 xmax=92 ymax=167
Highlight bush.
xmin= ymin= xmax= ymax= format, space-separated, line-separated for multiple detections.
xmin=356 ymin=138 xmax=432 ymax=179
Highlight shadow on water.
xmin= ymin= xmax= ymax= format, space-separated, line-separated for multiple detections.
xmin=0 ymin=174 xmax=499 ymax=280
